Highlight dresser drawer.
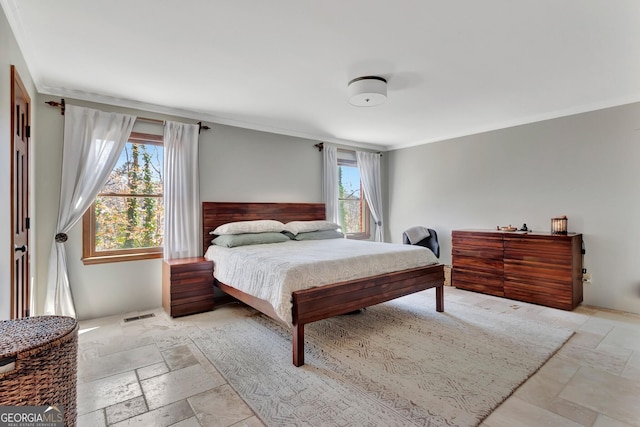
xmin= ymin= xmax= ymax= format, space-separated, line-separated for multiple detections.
xmin=504 ymin=259 xmax=573 ymax=283
xmin=504 ymin=278 xmax=574 ymax=310
xmin=452 ymin=231 xmax=504 ymax=259
xmin=504 ymin=236 xmax=574 ymax=264
xmin=452 ymin=254 xmax=503 ymax=273
xmin=452 ymin=269 xmax=504 ymax=297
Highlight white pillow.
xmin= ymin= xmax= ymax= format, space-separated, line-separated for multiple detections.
xmin=212 ymin=219 xmax=285 ymax=235
xmin=284 ymin=220 xmax=341 ymax=235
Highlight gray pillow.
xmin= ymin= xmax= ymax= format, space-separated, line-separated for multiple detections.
xmin=284 ymin=220 xmax=340 ymax=235
xmin=282 ymin=231 xmax=296 ymax=240
xmin=212 ymin=220 xmax=285 ymax=235
xmin=293 ymin=230 xmax=345 ymax=241
xmin=212 ymin=232 xmax=290 ymax=248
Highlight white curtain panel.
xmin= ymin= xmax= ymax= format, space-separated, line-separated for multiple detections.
xmin=322 ymin=144 xmax=339 ymax=224
xmin=356 ymin=151 xmax=385 ymax=242
xmin=163 ymin=121 xmax=201 ymax=259
xmin=45 ymin=105 xmax=136 ymax=317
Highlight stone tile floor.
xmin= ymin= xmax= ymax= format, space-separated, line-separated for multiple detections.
xmin=77 ymin=287 xmax=640 ymax=426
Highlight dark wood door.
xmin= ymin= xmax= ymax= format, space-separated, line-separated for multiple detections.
xmin=11 ymin=65 xmax=31 ymax=319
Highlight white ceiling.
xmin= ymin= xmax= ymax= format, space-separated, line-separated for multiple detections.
xmin=3 ymin=0 xmax=640 ymax=150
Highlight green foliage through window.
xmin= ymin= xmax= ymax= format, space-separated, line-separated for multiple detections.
xmin=338 ymin=163 xmax=366 ymax=235
xmin=95 ymin=140 xmax=163 ymax=251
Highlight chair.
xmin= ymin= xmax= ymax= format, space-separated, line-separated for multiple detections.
xmin=402 ymin=226 xmax=440 ymax=258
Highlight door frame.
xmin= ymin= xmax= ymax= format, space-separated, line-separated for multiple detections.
xmin=10 ymin=65 xmax=31 ymax=319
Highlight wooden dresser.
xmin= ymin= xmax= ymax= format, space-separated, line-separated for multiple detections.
xmin=451 ymin=230 xmax=583 ymax=310
xmin=162 ymin=257 xmax=214 ymax=317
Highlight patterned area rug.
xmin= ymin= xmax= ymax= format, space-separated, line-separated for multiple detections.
xmin=192 ymin=291 xmax=574 ymax=427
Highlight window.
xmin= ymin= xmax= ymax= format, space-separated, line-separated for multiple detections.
xmin=82 ymin=132 xmax=164 ymax=264
xmin=338 ymin=153 xmax=370 ymax=239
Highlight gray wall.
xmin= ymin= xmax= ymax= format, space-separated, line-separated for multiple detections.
xmin=387 ymin=102 xmax=640 ymax=315
xmin=0 ymin=6 xmax=37 ymax=320
xmin=34 ymin=96 xmax=324 ymax=320
xmin=199 ymin=124 xmax=321 ymax=203
xmin=29 ymin=97 xmax=640 ymax=319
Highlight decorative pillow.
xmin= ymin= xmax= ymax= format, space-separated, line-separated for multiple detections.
xmin=293 ymin=230 xmax=345 ymax=241
xmin=284 ymin=220 xmax=340 ymax=235
xmin=212 ymin=219 xmax=285 ymax=235
xmin=212 ymin=232 xmax=290 ymax=248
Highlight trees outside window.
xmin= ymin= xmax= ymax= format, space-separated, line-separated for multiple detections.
xmin=82 ymin=132 xmax=163 ymax=264
xmin=338 ymin=156 xmax=370 ymax=239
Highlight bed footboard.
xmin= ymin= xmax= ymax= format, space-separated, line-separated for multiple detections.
xmin=216 ymin=265 xmax=444 ymax=367
xmin=291 ymin=264 xmax=445 ymax=366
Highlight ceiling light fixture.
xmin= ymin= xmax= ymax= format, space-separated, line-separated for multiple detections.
xmin=348 ymin=76 xmax=387 ymax=107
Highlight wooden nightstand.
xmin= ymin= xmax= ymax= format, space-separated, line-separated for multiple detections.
xmin=162 ymin=257 xmax=214 ymax=317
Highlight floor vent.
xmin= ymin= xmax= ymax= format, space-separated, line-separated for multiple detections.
xmin=123 ymin=313 xmax=155 ymax=323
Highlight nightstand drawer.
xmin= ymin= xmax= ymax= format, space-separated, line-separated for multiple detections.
xmin=170 ymin=280 xmax=214 ymax=299
xmin=170 ymin=298 xmax=215 ymax=318
xmin=168 ymin=271 xmax=213 ymax=289
xmin=169 ymin=261 xmax=213 ymax=275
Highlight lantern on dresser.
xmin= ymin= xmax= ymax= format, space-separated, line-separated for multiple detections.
xmin=551 ymin=215 xmax=568 ymax=234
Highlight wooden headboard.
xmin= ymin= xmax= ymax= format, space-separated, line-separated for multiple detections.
xmin=202 ymin=202 xmax=326 ymax=254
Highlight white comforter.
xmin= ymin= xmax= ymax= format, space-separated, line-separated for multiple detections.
xmin=204 ymin=239 xmax=439 ymax=326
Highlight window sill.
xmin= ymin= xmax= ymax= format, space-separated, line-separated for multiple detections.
xmin=82 ymin=251 xmax=162 ymax=265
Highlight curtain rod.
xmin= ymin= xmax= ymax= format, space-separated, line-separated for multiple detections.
xmin=314 ymin=142 xmax=382 ymax=156
xmin=44 ymin=98 xmax=211 ymax=132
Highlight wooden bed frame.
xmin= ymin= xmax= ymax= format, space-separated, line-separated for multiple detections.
xmin=202 ymin=202 xmax=445 ymax=366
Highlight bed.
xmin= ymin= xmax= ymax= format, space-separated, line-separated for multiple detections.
xmin=202 ymin=202 xmax=445 ymax=366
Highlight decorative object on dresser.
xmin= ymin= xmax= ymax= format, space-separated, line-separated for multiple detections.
xmin=452 ymin=229 xmax=583 ymax=310
xmin=162 ymin=257 xmax=214 ymax=317
xmin=551 ymin=215 xmax=568 ymax=234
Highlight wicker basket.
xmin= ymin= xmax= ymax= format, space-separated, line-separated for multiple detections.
xmin=443 ymin=265 xmax=452 ymax=286
xmin=0 ymin=316 xmax=78 ymax=427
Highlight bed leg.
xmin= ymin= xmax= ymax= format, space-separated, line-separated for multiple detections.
xmin=436 ymin=285 xmax=444 ymax=312
xmin=292 ymin=323 xmax=305 ymax=367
